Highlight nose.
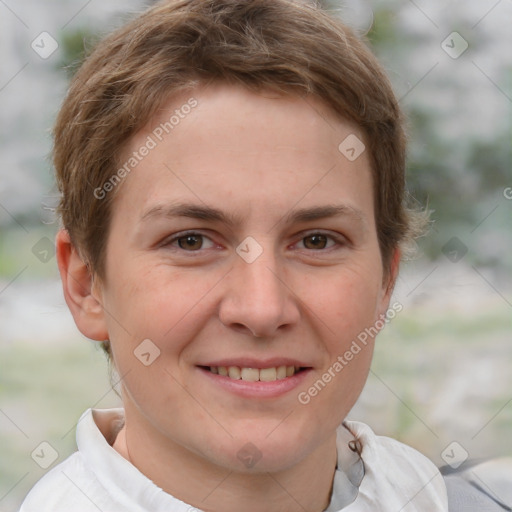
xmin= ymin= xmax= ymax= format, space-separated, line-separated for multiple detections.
xmin=218 ymin=244 xmax=300 ymax=339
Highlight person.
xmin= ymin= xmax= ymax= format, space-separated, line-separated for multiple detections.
xmin=19 ymin=0 xmax=512 ymax=510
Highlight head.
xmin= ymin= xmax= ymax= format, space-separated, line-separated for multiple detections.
xmin=55 ymin=0 xmax=426 ymax=477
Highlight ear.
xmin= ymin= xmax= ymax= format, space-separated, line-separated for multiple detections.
xmin=376 ymin=247 xmax=401 ymax=319
xmin=56 ymin=229 xmax=109 ymax=341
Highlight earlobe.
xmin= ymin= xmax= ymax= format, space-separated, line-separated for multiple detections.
xmin=56 ymin=229 xmax=109 ymax=341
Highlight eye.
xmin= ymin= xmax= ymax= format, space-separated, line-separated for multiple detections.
xmin=160 ymin=230 xmax=345 ymax=254
xmin=163 ymin=231 xmax=215 ymax=252
xmin=296 ymin=232 xmax=343 ymax=251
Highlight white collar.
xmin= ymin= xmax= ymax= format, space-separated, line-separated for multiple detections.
xmin=340 ymin=420 xmax=448 ymax=511
xmin=76 ymin=408 xmax=447 ymax=511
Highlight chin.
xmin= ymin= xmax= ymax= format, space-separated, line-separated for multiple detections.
xmin=205 ymin=423 xmax=322 ymax=474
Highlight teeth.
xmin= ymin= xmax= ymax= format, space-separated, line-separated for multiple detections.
xmin=241 ymin=368 xmax=259 ymax=382
xmin=228 ymin=366 xmax=241 ymax=380
xmin=259 ymin=367 xmax=277 ymax=381
xmin=208 ymin=365 xmax=301 ymax=381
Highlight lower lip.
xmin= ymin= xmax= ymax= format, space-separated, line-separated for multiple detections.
xmin=197 ymin=367 xmax=312 ymax=399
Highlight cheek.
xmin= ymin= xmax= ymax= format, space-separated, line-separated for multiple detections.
xmin=305 ymin=267 xmax=384 ymax=333
xmin=302 ymin=274 xmax=378 ymax=416
xmin=102 ymin=265 xmax=220 ymax=355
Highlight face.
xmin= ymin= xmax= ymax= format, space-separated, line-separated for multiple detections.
xmin=90 ymin=83 xmax=396 ymax=473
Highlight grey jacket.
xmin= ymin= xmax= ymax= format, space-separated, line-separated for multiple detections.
xmin=441 ymin=458 xmax=512 ymax=511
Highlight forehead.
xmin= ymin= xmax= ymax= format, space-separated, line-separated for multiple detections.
xmin=112 ymin=83 xmax=373 ymax=228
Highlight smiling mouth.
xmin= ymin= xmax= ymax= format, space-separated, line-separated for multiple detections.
xmin=200 ymin=365 xmax=308 ymax=382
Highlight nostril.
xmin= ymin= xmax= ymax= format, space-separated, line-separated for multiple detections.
xmin=230 ymin=323 xmax=264 ymax=338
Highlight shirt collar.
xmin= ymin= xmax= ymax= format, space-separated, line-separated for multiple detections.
xmin=341 ymin=420 xmax=449 ymax=511
xmin=76 ymin=408 xmax=447 ymax=511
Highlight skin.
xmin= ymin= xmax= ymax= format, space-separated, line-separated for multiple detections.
xmin=57 ymin=83 xmax=399 ymax=512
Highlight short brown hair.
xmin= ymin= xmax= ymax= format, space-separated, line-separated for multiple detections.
xmin=54 ymin=0 xmax=425 ymax=282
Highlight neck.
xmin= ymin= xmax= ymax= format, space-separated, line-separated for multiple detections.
xmin=113 ymin=406 xmax=338 ymax=512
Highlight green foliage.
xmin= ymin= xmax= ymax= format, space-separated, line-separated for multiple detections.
xmin=366 ymin=7 xmax=398 ymax=48
xmin=57 ymin=27 xmax=100 ymax=78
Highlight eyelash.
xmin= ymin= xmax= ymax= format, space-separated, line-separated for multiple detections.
xmin=161 ymin=230 xmax=346 ymax=255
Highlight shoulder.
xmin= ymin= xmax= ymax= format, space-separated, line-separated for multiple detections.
xmin=345 ymin=421 xmax=512 ymax=511
xmin=440 ymin=457 xmax=512 ymax=511
xmin=19 ymin=451 xmax=112 ymax=512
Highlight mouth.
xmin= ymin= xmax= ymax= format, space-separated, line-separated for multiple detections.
xmin=196 ymin=361 xmax=312 ymax=398
xmin=199 ymin=365 xmax=308 ymax=382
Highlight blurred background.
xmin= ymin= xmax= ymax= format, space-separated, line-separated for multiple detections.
xmin=0 ymin=0 xmax=511 ymax=510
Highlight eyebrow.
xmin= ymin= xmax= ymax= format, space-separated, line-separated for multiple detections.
xmin=140 ymin=202 xmax=366 ymax=229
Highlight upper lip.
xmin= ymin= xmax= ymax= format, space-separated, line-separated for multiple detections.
xmin=198 ymin=358 xmax=311 ymax=369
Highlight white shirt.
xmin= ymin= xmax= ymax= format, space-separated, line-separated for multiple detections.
xmin=20 ymin=408 xmax=448 ymax=511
